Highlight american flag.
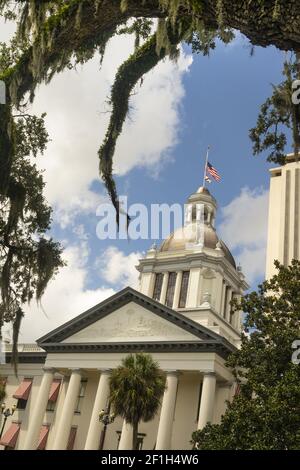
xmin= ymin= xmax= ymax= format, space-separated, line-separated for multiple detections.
xmin=206 ymin=161 xmax=221 ymax=182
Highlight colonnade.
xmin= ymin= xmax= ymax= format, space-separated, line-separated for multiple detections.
xmin=22 ymin=367 xmax=227 ymax=450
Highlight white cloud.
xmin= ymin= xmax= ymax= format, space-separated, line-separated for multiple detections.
xmin=3 ymin=243 xmax=143 ymax=342
xmin=54 ymin=191 xmax=104 ymax=229
xmin=28 ymin=35 xmax=192 ymax=225
xmin=96 ymin=246 xmax=142 ymax=289
xmin=219 ymin=187 xmax=269 ymax=284
xmin=0 ymin=25 xmax=193 ymax=342
xmin=114 ymin=52 xmax=193 ymax=175
xmin=233 ymin=245 xmax=267 ymax=285
xmin=13 ymin=244 xmax=115 ymax=342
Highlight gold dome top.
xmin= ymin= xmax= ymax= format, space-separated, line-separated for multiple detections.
xmin=158 ymin=186 xmax=236 ymax=268
xmin=196 ymin=186 xmax=210 ymax=194
xmin=159 ymin=222 xmax=236 ymax=268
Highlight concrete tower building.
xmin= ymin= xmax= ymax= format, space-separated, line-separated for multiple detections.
xmin=266 ymin=154 xmax=300 ymax=279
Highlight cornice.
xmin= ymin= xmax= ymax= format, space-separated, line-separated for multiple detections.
xmin=5 ymin=352 xmax=46 ymax=364
xmin=138 ymin=252 xmax=246 ymax=288
xmin=39 ymin=340 xmax=234 ymax=360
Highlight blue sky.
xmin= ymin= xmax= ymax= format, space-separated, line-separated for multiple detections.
xmin=70 ymin=36 xmax=285 ymax=290
xmin=118 ymin=38 xmax=284 ymax=212
xmin=0 ymin=21 xmax=290 ymax=340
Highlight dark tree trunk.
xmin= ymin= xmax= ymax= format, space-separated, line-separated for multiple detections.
xmin=132 ymin=421 xmax=139 ymax=451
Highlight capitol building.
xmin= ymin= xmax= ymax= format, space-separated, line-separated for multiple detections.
xmin=1 ymin=154 xmax=294 ymax=450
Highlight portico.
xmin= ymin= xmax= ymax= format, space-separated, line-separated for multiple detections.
xmin=10 ymin=286 xmax=234 ymax=450
xmin=18 ymin=364 xmax=232 ymax=450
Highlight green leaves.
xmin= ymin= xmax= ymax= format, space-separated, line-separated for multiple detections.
xmin=14 ymin=113 xmax=49 ymax=159
xmin=192 ymin=260 xmax=300 ymax=449
xmin=35 ymin=238 xmax=63 ymax=301
xmin=109 ymin=353 xmax=166 ymax=449
xmin=250 ymin=56 xmax=300 ymax=164
xmin=0 ymin=102 xmax=63 ymax=367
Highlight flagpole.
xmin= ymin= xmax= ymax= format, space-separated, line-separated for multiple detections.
xmin=202 ymin=145 xmax=210 ymax=188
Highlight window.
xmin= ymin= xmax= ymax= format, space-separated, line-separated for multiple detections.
xmin=152 ymin=273 xmax=163 ymax=301
xmin=178 ymin=271 xmax=190 ymax=308
xmin=116 ymin=431 xmax=146 ymax=450
xmin=46 ymin=379 xmax=61 ymax=412
xmin=223 ymin=284 xmax=229 ymax=319
xmin=165 ymin=272 xmax=177 ymax=307
xmin=16 ymin=399 xmax=27 ymax=410
xmin=229 ymin=293 xmax=235 ymax=324
xmin=74 ymin=379 xmax=87 ymax=413
xmin=67 ymin=427 xmax=77 ymax=450
xmin=46 ymin=400 xmax=56 ymax=412
xmin=196 ymin=382 xmax=203 ymax=421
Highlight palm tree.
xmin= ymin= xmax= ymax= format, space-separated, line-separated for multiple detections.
xmin=109 ymin=353 xmax=166 ymax=450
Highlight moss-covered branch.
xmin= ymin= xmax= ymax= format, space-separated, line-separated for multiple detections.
xmin=98 ymin=26 xmax=183 ymax=216
xmin=1 ymin=1 xmax=166 ymax=106
xmin=3 ymin=1 xmax=300 ymax=108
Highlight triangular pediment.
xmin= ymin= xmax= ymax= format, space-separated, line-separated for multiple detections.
xmin=62 ymin=301 xmax=199 ymax=343
xmin=37 ymin=288 xmax=235 ymax=359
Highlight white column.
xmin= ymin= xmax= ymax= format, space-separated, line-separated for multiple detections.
xmin=160 ymin=272 xmax=169 ymax=304
xmin=22 ymin=367 xmax=54 ymax=450
xmin=140 ymin=272 xmax=155 ymax=297
xmin=197 ymin=372 xmax=216 ymax=429
xmin=186 ymin=268 xmax=201 ymax=307
xmin=156 ymin=371 xmax=178 ymax=450
xmin=172 ymin=271 xmax=182 ymax=309
xmin=52 ymin=369 xmax=82 ymax=450
xmin=215 ymin=273 xmax=224 ymax=313
xmin=118 ymin=420 xmax=133 ymax=450
xmin=84 ymin=369 xmax=111 ymax=450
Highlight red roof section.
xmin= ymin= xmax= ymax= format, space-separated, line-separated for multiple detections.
xmin=0 ymin=422 xmax=20 ymax=448
xmin=37 ymin=425 xmax=50 ymax=450
xmin=13 ymin=378 xmax=33 ymax=400
xmin=48 ymin=379 xmax=61 ymax=403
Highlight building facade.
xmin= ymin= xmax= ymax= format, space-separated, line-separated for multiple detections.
xmin=266 ymin=154 xmax=300 ymax=279
xmin=0 ymin=187 xmax=248 ymax=450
